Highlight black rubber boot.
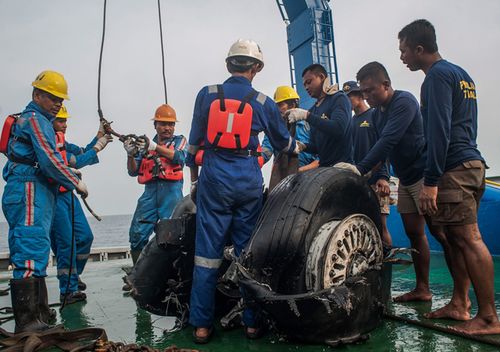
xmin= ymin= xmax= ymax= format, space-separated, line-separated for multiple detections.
xmin=77 ymin=278 xmax=87 ymax=291
xmin=60 ymin=291 xmax=87 ymax=305
xmin=38 ymin=277 xmax=57 ymax=323
xmin=10 ymin=278 xmax=49 ymax=333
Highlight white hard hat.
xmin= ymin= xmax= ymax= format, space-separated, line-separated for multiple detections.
xmin=226 ymin=39 xmax=264 ymax=68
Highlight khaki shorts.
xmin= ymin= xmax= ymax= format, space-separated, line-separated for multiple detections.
xmin=432 ymin=160 xmax=485 ymax=226
xmin=371 ymin=184 xmax=390 ymax=215
xmin=397 ymin=179 xmax=423 ymax=215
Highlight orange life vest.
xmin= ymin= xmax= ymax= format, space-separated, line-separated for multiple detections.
xmin=137 ymin=143 xmax=183 ymax=184
xmin=0 ymin=114 xmax=31 ymax=155
xmin=207 ymin=85 xmax=256 ymax=149
xmin=55 ymin=131 xmax=69 ymax=193
xmin=197 ymin=85 xmax=263 ymax=167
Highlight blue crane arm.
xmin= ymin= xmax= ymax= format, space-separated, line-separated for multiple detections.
xmin=276 ymin=0 xmax=339 ymax=108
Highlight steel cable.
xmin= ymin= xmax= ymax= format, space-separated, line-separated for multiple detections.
xmin=157 ymin=0 xmax=168 ymax=104
xmin=97 ymin=0 xmax=107 ymax=119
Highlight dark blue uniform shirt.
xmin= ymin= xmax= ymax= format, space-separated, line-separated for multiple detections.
xmin=306 ymin=91 xmax=353 ymax=166
xmin=356 ymin=90 xmax=425 ymax=186
xmin=421 ymin=60 xmax=484 ymax=186
xmin=352 ymin=108 xmax=389 ymax=184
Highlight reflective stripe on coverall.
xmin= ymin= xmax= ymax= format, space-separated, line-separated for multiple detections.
xmin=128 ymin=135 xmax=187 ymax=251
xmin=187 ymin=76 xmax=296 ymax=328
xmin=2 ymin=101 xmax=80 ymax=279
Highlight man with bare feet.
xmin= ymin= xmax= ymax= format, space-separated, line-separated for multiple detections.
xmin=353 ymin=62 xmax=434 ymax=303
xmin=399 ymin=19 xmax=500 ymax=335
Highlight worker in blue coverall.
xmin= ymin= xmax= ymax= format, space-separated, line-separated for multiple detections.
xmin=285 ymin=64 xmax=352 ymax=166
xmin=342 ymin=80 xmax=392 ymax=247
xmin=50 ymin=105 xmax=112 ymax=304
xmin=261 ymin=85 xmax=319 ymax=172
xmin=187 ymin=39 xmax=300 ymax=344
xmin=122 ymin=104 xmax=187 ymax=281
xmin=1 ymin=71 xmax=88 ymax=333
xmin=399 ymin=19 xmax=500 ymax=335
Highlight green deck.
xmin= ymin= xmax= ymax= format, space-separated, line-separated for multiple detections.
xmin=1 ymin=253 xmax=499 ymax=351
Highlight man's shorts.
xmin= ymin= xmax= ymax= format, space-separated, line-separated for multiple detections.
xmin=432 ymin=160 xmax=485 ymax=226
xmin=397 ymin=179 xmax=423 ymax=215
xmin=370 ymin=184 xmax=390 ymax=215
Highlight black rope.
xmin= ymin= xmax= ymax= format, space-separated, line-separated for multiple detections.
xmin=157 ymin=0 xmax=168 ymax=104
xmin=97 ymin=0 xmax=107 ymax=119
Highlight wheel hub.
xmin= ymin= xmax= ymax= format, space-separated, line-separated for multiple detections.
xmin=306 ymin=214 xmax=383 ymax=291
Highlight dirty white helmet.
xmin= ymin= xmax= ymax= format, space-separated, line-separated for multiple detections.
xmin=226 ymin=39 xmax=264 ymax=68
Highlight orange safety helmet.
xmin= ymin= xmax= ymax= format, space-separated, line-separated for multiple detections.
xmin=152 ymin=104 xmax=178 ymax=122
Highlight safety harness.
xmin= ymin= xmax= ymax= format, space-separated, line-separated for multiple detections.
xmin=137 ymin=141 xmax=183 ymax=184
xmin=54 ymin=132 xmax=69 ymax=193
xmin=195 ymin=85 xmax=264 ymax=167
xmin=207 ymin=85 xmax=256 ymax=149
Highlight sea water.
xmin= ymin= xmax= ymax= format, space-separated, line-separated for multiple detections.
xmin=0 ymin=214 xmax=133 ymax=252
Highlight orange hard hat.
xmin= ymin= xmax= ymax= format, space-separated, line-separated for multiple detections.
xmin=152 ymin=104 xmax=178 ymax=122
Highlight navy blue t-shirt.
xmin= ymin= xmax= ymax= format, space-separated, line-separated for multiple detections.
xmin=306 ymin=91 xmax=353 ymax=166
xmin=356 ymin=90 xmax=425 ymax=186
xmin=352 ymin=108 xmax=389 ymax=184
xmin=420 ymin=60 xmax=484 ymax=186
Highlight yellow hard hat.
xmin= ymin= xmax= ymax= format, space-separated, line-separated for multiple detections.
xmin=274 ymin=86 xmax=300 ymax=103
xmin=152 ymin=104 xmax=178 ymax=122
xmin=55 ymin=104 xmax=70 ymax=119
xmin=31 ymin=70 xmax=69 ymax=100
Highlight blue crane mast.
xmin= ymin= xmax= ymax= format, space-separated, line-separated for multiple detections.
xmin=276 ymin=0 xmax=339 ymax=108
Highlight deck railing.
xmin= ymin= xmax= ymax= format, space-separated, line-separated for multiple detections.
xmin=0 ymin=247 xmax=131 ymax=271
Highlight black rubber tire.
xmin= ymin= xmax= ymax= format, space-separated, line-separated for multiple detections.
xmin=127 ymin=196 xmax=236 ymax=317
xmin=126 ymin=196 xmax=196 ymax=316
xmin=241 ymin=167 xmax=381 ymax=294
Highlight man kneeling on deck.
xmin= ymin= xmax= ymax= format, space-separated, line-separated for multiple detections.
xmin=50 ymin=105 xmax=112 ymax=304
xmin=122 ymin=104 xmax=187 ymax=290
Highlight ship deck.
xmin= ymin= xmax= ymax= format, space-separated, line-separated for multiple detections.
xmin=1 ymin=254 xmax=499 ymax=351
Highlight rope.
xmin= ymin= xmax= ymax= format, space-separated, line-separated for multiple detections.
xmin=0 ymin=326 xmax=198 ymax=352
xmin=384 ymin=312 xmax=500 ymax=348
xmin=157 ymin=0 xmax=168 ymax=104
xmin=161 ymin=292 xmax=188 ymax=335
xmin=96 ymin=340 xmax=199 ymax=352
xmin=82 ymin=197 xmax=102 ymax=221
xmin=97 ymin=0 xmax=107 ymax=119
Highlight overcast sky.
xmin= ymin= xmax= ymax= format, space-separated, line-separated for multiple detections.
xmin=0 ymin=0 xmax=499 ymax=220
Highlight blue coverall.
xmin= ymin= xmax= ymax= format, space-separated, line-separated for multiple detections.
xmin=187 ymin=76 xmax=296 ymax=328
xmin=2 ymin=101 xmax=80 ymax=279
xmin=261 ymin=120 xmax=318 ymax=167
xmin=50 ymin=138 xmax=98 ymax=294
xmin=128 ymin=135 xmax=187 ymax=251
